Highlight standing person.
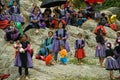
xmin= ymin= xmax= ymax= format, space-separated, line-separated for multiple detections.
xmin=74 ymin=33 xmax=86 ymax=65
xmin=95 ymin=29 xmax=106 ymax=67
xmin=14 ymin=34 xmax=33 ymax=80
xmin=105 ymin=42 xmax=119 ymax=80
xmin=114 ymin=32 xmax=120 ymax=79
xmin=53 ymin=21 xmax=70 ymax=63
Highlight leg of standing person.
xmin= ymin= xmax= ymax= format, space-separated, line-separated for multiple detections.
xmin=110 ymin=70 xmax=114 ymax=80
xmin=54 ymin=52 xmax=58 ymax=63
xmin=17 ymin=67 xmax=22 ymax=80
xmin=25 ymin=67 xmax=29 ymax=80
xmin=18 ymin=67 xmax=22 ymax=76
xmin=99 ymin=58 xmax=102 ymax=66
xmin=99 ymin=58 xmax=104 ymax=67
xmin=25 ymin=67 xmax=29 ymax=76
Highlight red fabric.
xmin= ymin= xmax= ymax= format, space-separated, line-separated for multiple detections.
xmin=52 ymin=19 xmax=59 ymax=28
xmin=35 ymin=54 xmax=40 ymax=59
xmin=97 ymin=0 xmax=104 ymax=3
xmin=64 ymin=3 xmax=68 ymax=8
xmin=0 ymin=20 xmax=9 ymax=29
xmin=61 ymin=20 xmax=66 ymax=25
xmin=109 ymin=23 xmax=117 ymax=31
xmin=94 ymin=25 xmax=106 ymax=36
xmin=14 ymin=51 xmax=19 ymax=58
xmin=84 ymin=0 xmax=104 ymax=4
xmin=0 ymin=74 xmax=10 ymax=79
xmin=28 ymin=49 xmax=34 ymax=56
xmin=45 ymin=54 xmax=53 ymax=65
xmin=74 ymin=49 xmax=86 ymax=59
xmin=89 ymin=0 xmax=94 ymax=4
xmin=35 ymin=54 xmax=45 ymax=61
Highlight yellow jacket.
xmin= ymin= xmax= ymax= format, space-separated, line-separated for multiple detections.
xmin=59 ymin=49 xmax=67 ymax=58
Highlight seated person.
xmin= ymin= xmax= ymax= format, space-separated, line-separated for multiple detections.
xmin=0 ymin=9 xmax=9 ymax=29
xmin=45 ymin=50 xmax=54 ymax=66
xmin=37 ymin=31 xmax=54 ymax=60
xmin=4 ymin=20 xmax=20 ymax=43
xmin=76 ymin=12 xmax=86 ymax=27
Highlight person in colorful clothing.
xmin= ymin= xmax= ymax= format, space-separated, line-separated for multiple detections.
xmin=24 ymin=6 xmax=45 ymax=33
xmin=4 ymin=20 xmax=20 ymax=43
xmin=45 ymin=50 xmax=54 ymax=66
xmin=14 ymin=34 xmax=33 ymax=80
xmin=59 ymin=45 xmax=68 ymax=65
xmin=95 ymin=29 xmax=106 ymax=67
xmin=53 ymin=21 xmax=70 ymax=62
xmin=105 ymin=42 xmax=119 ymax=80
xmin=74 ymin=33 xmax=86 ymax=65
xmin=114 ymin=32 xmax=120 ymax=79
xmin=0 ymin=9 xmax=9 ymax=29
xmin=38 ymin=31 xmax=54 ymax=57
xmin=8 ymin=0 xmax=20 ymax=8
xmin=9 ymin=1 xmax=24 ymax=24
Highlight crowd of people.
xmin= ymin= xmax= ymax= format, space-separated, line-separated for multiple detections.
xmin=0 ymin=0 xmax=120 ymax=80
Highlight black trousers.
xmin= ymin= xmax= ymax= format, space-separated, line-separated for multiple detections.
xmin=23 ymin=23 xmax=40 ymax=32
xmin=54 ymin=52 xmax=58 ymax=61
xmin=18 ymin=67 xmax=28 ymax=76
xmin=6 ymin=32 xmax=11 ymax=41
xmin=19 ymin=53 xmax=29 ymax=75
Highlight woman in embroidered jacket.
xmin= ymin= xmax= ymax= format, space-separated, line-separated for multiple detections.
xmin=53 ymin=21 xmax=70 ymax=62
xmin=14 ymin=34 xmax=33 ymax=80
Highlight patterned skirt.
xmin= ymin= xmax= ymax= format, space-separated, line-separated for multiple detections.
xmin=105 ymin=57 xmax=119 ymax=70
xmin=95 ymin=44 xmax=106 ymax=58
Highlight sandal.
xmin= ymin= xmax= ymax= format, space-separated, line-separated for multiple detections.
xmin=25 ymin=76 xmax=30 ymax=80
xmin=17 ymin=76 xmax=22 ymax=80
